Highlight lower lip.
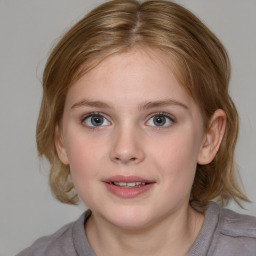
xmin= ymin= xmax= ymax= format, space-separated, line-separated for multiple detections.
xmin=104 ymin=183 xmax=155 ymax=198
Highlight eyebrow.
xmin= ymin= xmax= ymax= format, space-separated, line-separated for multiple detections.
xmin=71 ymin=100 xmax=111 ymax=109
xmin=138 ymin=99 xmax=188 ymax=111
xmin=71 ymin=98 xmax=188 ymax=110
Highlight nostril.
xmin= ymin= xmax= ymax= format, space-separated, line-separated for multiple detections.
xmin=114 ymin=156 xmax=137 ymax=161
xmin=113 ymin=155 xmax=140 ymax=164
xmin=110 ymin=141 xmax=145 ymax=164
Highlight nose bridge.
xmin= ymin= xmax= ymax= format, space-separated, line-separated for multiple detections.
xmin=110 ymin=122 xmax=145 ymax=164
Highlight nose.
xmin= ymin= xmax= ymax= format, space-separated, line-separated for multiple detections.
xmin=110 ymin=125 xmax=145 ymax=165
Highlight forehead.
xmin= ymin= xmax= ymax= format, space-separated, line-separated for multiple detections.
xmin=65 ymin=47 xmax=196 ymax=111
xmin=74 ymin=46 xmax=183 ymax=86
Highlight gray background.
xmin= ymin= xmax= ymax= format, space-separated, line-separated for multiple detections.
xmin=0 ymin=1 xmax=255 ymax=255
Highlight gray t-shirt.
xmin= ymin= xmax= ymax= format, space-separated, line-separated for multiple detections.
xmin=16 ymin=202 xmax=256 ymax=256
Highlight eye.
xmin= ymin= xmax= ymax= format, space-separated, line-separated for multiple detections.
xmin=82 ymin=113 xmax=111 ymax=127
xmin=146 ymin=113 xmax=174 ymax=127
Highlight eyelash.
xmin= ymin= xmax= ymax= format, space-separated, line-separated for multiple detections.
xmin=81 ymin=112 xmax=111 ymax=129
xmin=80 ymin=112 xmax=175 ymax=129
xmin=146 ymin=112 xmax=175 ymax=128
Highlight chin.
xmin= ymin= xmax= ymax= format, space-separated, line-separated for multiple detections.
xmin=102 ymin=206 xmax=158 ymax=230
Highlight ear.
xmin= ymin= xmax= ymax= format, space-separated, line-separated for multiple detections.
xmin=55 ymin=125 xmax=69 ymax=165
xmin=197 ymin=109 xmax=226 ymax=165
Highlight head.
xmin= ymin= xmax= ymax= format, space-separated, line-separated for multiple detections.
xmin=36 ymin=0 xmax=247 ymax=209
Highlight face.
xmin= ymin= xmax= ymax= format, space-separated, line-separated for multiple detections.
xmin=56 ymin=48 xmax=207 ymax=229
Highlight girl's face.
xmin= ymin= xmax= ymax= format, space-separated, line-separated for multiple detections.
xmin=56 ymin=48 xmax=207 ymax=229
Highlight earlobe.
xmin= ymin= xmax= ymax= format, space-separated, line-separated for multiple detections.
xmin=197 ymin=109 xmax=226 ymax=165
xmin=55 ymin=125 xmax=69 ymax=165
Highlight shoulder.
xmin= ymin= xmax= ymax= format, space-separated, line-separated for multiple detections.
xmin=220 ymin=206 xmax=256 ymax=238
xmin=16 ymin=212 xmax=88 ymax=256
xmin=212 ymin=203 xmax=256 ymax=255
xmin=16 ymin=222 xmax=75 ymax=256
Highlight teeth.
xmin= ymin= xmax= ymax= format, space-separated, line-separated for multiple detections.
xmin=113 ymin=182 xmax=146 ymax=187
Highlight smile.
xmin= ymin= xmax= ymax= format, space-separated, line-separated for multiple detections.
xmin=103 ymin=176 xmax=156 ymax=198
xmin=112 ymin=182 xmax=147 ymax=188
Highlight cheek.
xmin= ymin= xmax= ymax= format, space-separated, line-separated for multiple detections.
xmin=65 ymin=132 xmax=107 ymax=185
xmin=67 ymin=139 xmax=104 ymax=204
xmin=150 ymin=131 xmax=201 ymax=188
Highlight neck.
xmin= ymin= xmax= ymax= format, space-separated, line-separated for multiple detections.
xmin=85 ymin=204 xmax=204 ymax=256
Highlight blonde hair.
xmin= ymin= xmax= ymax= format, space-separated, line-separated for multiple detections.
xmin=37 ymin=0 xmax=248 ymax=207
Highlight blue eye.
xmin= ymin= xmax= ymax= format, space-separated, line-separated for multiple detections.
xmin=82 ymin=113 xmax=110 ymax=127
xmin=146 ymin=113 xmax=174 ymax=127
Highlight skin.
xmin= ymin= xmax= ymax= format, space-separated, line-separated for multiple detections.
xmin=55 ymin=47 xmax=226 ymax=256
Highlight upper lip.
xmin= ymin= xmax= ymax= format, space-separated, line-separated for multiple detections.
xmin=103 ymin=175 xmax=155 ymax=184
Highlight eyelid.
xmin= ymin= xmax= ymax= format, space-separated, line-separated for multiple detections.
xmin=148 ymin=112 xmax=175 ymax=121
xmin=81 ymin=111 xmax=107 ymax=120
xmin=145 ymin=112 xmax=175 ymax=127
xmin=81 ymin=112 xmax=111 ymax=128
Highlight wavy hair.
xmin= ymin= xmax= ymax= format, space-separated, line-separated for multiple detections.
xmin=36 ymin=0 xmax=248 ymax=207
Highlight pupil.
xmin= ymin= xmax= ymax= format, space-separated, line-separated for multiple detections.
xmin=92 ymin=115 xmax=103 ymax=126
xmin=153 ymin=116 xmax=166 ymax=126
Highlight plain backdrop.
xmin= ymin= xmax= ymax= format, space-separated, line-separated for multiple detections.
xmin=0 ymin=1 xmax=255 ymax=255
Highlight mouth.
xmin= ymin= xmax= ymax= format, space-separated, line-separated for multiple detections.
xmin=110 ymin=181 xmax=148 ymax=188
xmin=103 ymin=175 xmax=156 ymax=198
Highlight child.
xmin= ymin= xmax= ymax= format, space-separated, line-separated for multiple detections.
xmin=17 ymin=0 xmax=256 ymax=255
